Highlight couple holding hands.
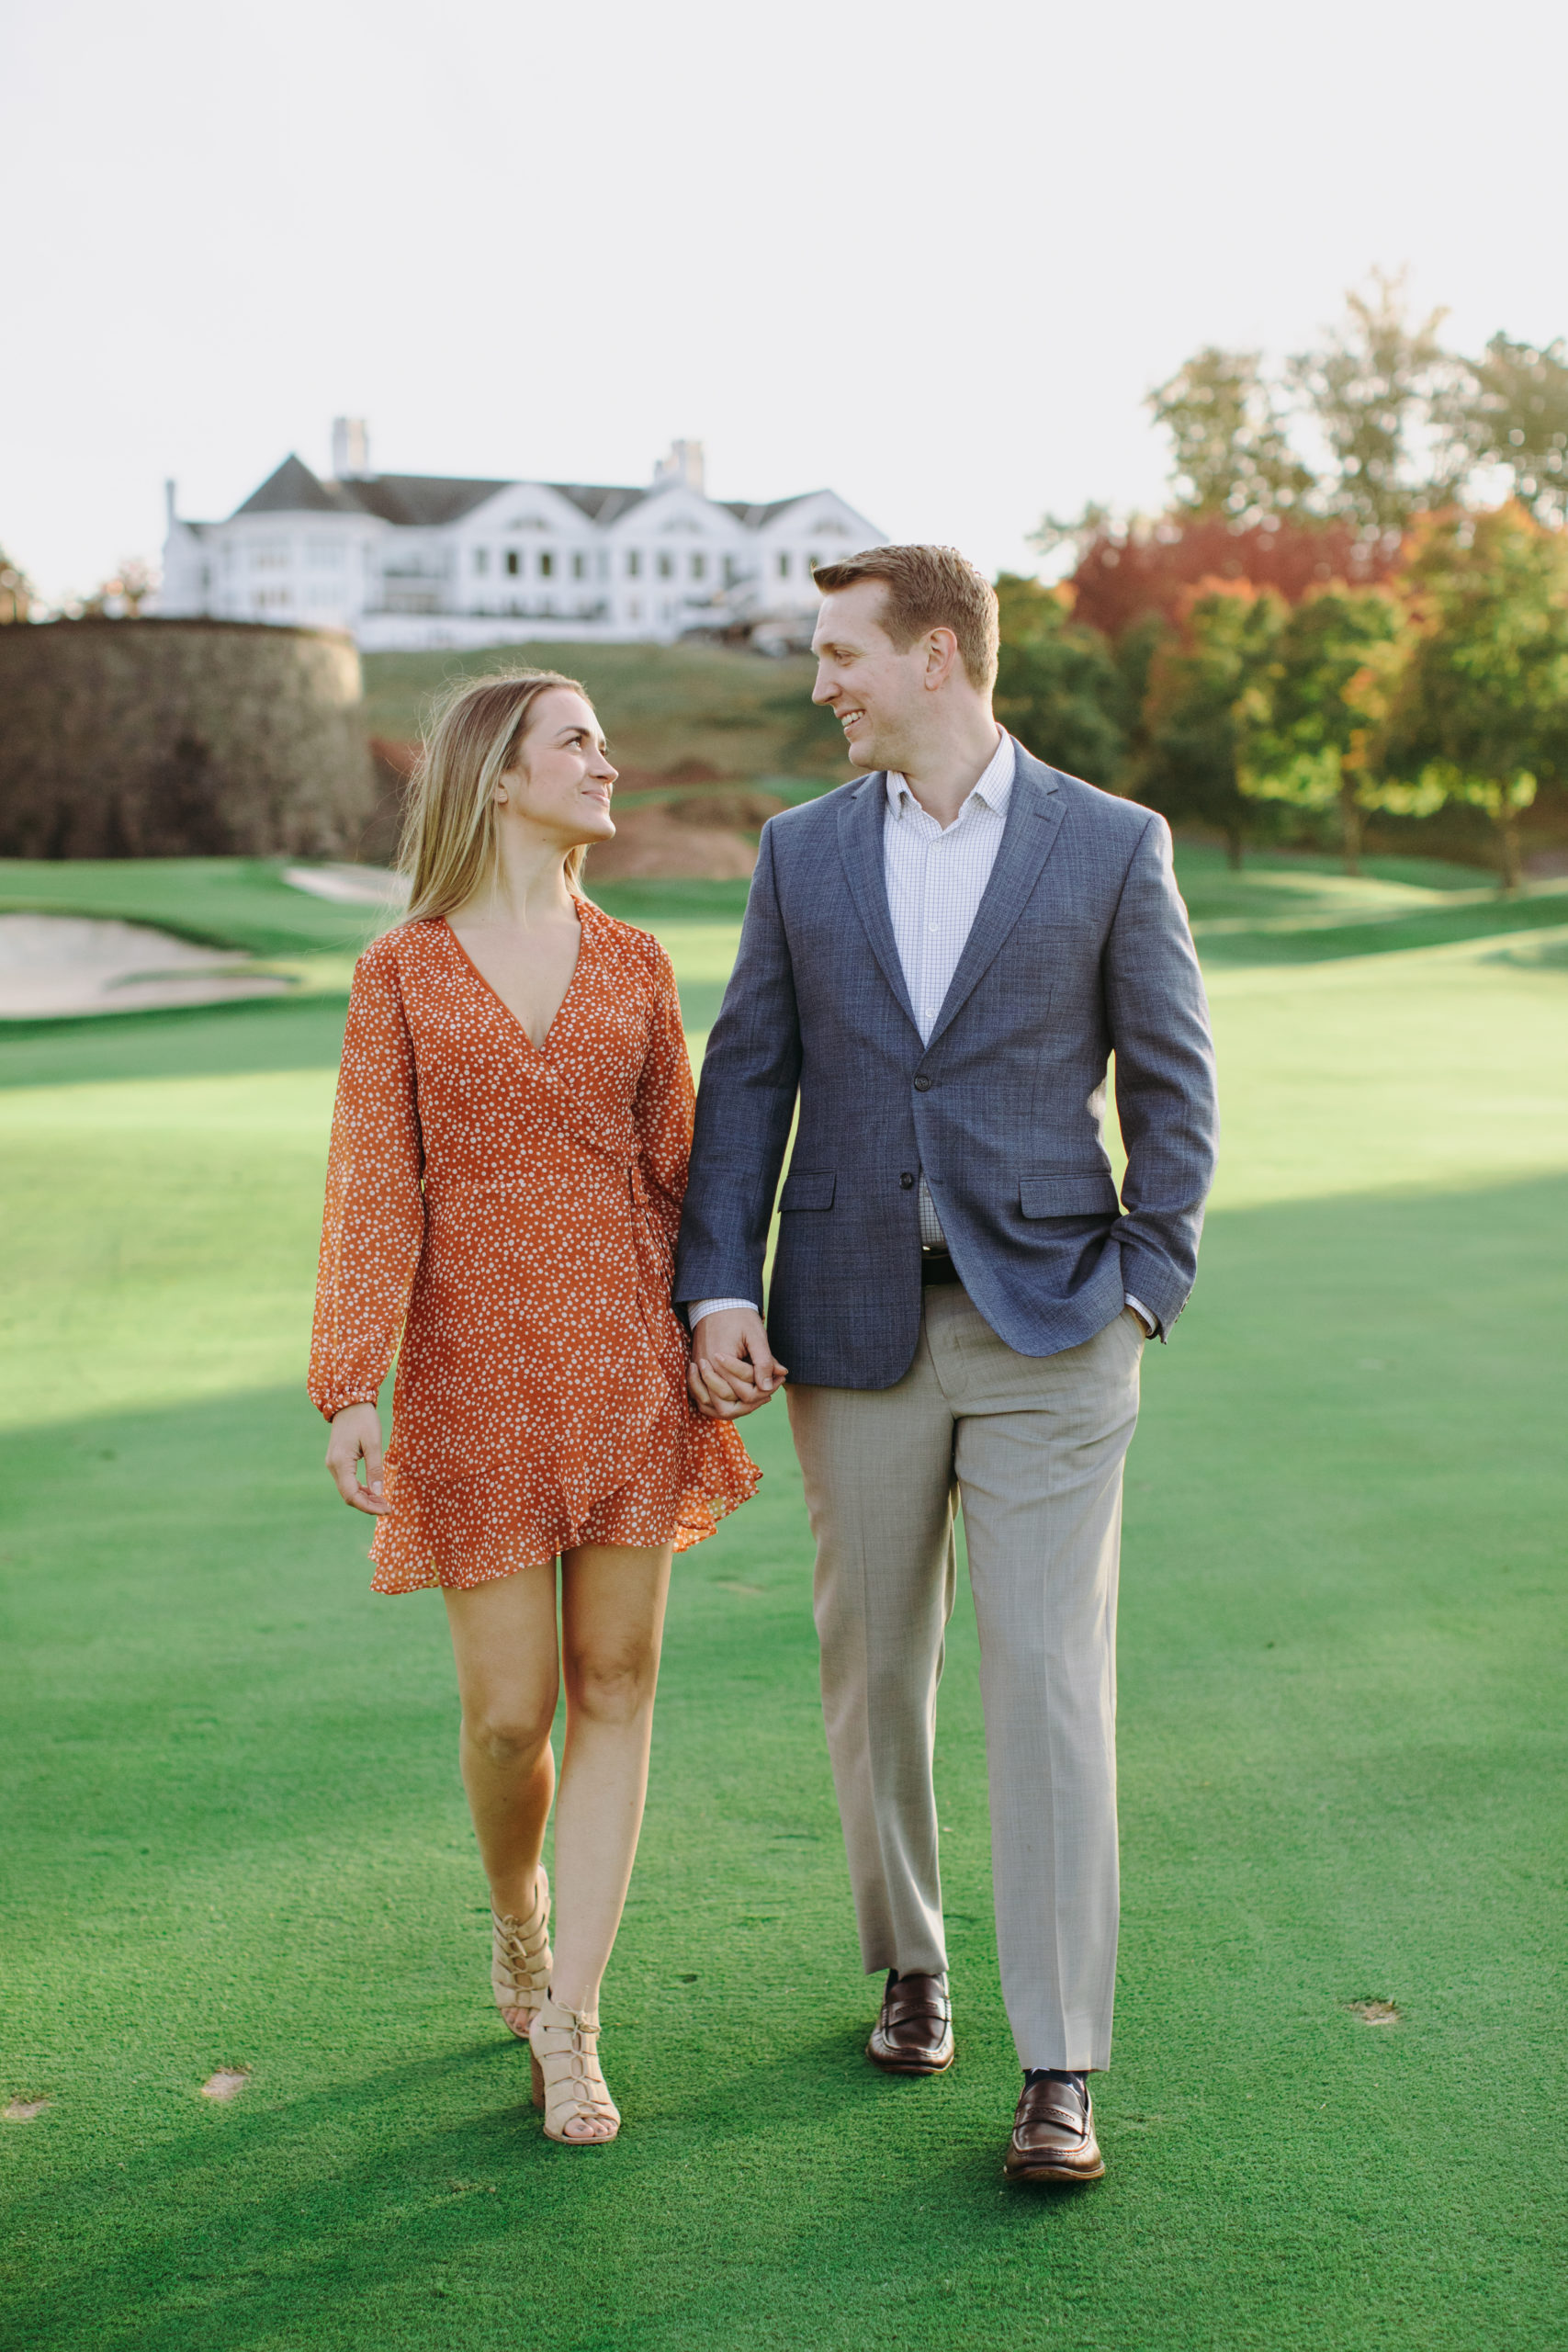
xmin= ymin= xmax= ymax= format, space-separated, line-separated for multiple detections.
xmin=309 ymin=544 xmax=1217 ymax=2182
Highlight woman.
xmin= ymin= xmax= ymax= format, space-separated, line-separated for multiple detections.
xmin=309 ymin=669 xmax=760 ymax=2145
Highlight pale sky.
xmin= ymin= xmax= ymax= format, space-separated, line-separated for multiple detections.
xmin=5 ymin=0 xmax=1566 ymax=604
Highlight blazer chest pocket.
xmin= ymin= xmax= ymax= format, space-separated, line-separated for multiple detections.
xmin=779 ymin=1168 xmax=836 ymax=1211
xmin=1020 ymin=1174 xmax=1120 ymax=1218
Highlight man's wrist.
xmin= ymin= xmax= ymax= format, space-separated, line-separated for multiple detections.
xmin=687 ymin=1296 xmax=760 ymax=1328
xmin=1124 ymin=1295 xmax=1158 ymax=1339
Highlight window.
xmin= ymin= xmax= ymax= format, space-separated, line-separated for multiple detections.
xmin=539 ymin=550 xmax=555 ymax=578
xmin=626 ymin=549 xmax=642 ymax=578
xmin=307 ymin=540 xmax=344 ymax=569
xmin=657 ymin=551 xmax=674 ymax=579
xmin=251 ymin=538 xmax=290 ymax=571
xmin=690 ymin=552 xmax=705 ymax=581
xmin=474 ymin=548 xmax=490 ymax=575
xmin=597 ymin=550 xmax=609 ymax=580
xmin=572 ymin=550 xmax=587 ymax=579
xmin=724 ymin=555 xmax=740 ymax=585
xmin=777 ymin=551 xmax=791 ymax=578
xmin=626 ymin=597 xmax=642 ymax=620
xmin=505 ymin=549 xmax=520 ymax=576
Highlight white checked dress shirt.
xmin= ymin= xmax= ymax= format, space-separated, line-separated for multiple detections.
xmin=690 ymin=729 xmax=1156 ymax=1336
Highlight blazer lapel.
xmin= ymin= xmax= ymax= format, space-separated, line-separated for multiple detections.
xmin=924 ymin=746 xmax=1067 ymax=1051
xmin=836 ymin=774 xmax=921 ymax=1036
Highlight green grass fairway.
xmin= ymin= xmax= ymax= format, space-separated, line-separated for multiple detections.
xmin=2 ymin=852 xmax=1565 ymax=2350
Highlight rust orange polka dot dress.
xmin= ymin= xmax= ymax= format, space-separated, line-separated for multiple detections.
xmin=309 ymin=900 xmax=760 ymax=1592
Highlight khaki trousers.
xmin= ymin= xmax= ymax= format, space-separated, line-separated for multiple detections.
xmin=787 ymin=1287 xmax=1143 ymax=2072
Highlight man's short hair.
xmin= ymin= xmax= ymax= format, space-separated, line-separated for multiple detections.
xmin=811 ymin=544 xmax=999 ymax=692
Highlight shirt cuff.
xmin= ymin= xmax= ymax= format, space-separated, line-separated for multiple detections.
xmin=1124 ymin=1294 xmax=1160 ymax=1339
xmin=687 ymin=1297 xmax=760 ymax=1327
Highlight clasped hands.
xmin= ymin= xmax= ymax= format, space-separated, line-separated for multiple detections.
xmin=687 ymin=1308 xmax=787 ymax=1421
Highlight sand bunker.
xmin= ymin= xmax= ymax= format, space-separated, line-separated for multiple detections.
xmin=0 ymin=915 xmax=291 ymax=1020
xmin=283 ymin=864 xmax=412 ymax=908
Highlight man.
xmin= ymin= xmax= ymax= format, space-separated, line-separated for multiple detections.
xmin=675 ymin=546 xmax=1217 ymax=2183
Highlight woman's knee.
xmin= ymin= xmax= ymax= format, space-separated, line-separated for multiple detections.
xmin=464 ymin=1700 xmax=555 ymax=1767
xmin=566 ymin=1641 xmax=660 ymax=1727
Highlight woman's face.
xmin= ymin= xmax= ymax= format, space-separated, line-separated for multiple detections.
xmin=499 ymin=688 xmax=618 ymax=848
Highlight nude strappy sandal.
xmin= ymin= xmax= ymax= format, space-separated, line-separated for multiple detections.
xmin=528 ymin=1994 xmax=621 ymax=2143
xmin=491 ymin=1869 xmax=552 ymax=2038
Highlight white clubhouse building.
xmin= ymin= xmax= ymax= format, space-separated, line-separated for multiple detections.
xmin=158 ymin=424 xmax=884 ymax=651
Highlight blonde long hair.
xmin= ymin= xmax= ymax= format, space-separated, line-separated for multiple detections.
xmin=398 ymin=668 xmax=595 ymax=922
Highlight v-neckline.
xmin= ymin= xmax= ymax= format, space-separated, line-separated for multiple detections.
xmin=443 ymin=899 xmax=588 ymax=1057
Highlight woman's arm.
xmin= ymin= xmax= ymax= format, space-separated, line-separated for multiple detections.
xmin=630 ymin=944 xmax=694 ymax=1258
xmin=309 ymin=949 xmax=425 ymax=1508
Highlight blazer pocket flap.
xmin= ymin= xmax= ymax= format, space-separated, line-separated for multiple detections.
xmin=1020 ymin=1174 xmax=1120 ymax=1218
xmin=779 ymin=1167 xmax=837 ymax=1211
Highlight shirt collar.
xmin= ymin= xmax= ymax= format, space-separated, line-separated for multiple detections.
xmin=886 ymin=729 xmax=1015 ymax=823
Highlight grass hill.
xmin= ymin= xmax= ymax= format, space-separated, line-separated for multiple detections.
xmin=360 ymin=640 xmax=853 ymax=785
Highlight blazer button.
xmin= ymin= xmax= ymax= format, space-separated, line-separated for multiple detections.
xmin=913 ymin=1074 xmax=932 ymax=1091
xmin=900 ymin=1171 xmax=915 ymax=1189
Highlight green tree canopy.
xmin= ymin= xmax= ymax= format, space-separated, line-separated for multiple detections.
xmin=1377 ymin=503 xmax=1568 ymax=888
xmin=1463 ymin=334 xmax=1568 ymax=524
xmin=993 ymin=573 xmax=1129 ymax=787
xmin=1289 ymin=271 xmax=1472 ymax=534
xmin=1148 ymin=346 xmax=1315 ymax=523
xmin=1136 ymin=582 xmax=1287 ymax=866
xmin=1235 ymin=584 xmax=1410 ymax=873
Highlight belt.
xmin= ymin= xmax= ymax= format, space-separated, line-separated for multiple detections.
xmin=919 ymin=1247 xmax=963 ymax=1289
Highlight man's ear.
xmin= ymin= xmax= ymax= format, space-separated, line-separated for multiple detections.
xmin=923 ymin=628 xmax=960 ymax=690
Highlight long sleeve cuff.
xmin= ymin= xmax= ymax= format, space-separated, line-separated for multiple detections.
xmin=686 ymin=1296 xmax=760 ymax=1327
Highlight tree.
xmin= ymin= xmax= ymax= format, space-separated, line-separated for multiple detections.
xmin=80 ymin=557 xmax=157 ymax=618
xmin=0 ymin=544 xmax=34 ymax=624
xmin=1148 ymin=346 xmax=1315 ymax=523
xmin=1235 ymin=584 xmax=1410 ymax=874
xmin=1289 ymin=270 xmax=1472 ymax=534
xmin=1377 ymin=504 xmax=1568 ymax=889
xmin=1463 ymin=334 xmax=1568 ymax=524
xmin=992 ymin=573 xmax=1129 ymax=786
xmin=1052 ymin=511 xmax=1398 ymax=640
xmin=1137 ymin=582 xmax=1287 ymax=867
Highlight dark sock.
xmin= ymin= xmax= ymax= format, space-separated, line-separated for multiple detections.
xmin=1023 ymin=2067 xmax=1086 ymax=2093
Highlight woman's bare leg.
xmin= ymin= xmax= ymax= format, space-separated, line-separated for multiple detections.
xmin=548 ymin=1541 xmax=673 ymax=2016
xmin=444 ymin=1561 xmax=561 ymax=1931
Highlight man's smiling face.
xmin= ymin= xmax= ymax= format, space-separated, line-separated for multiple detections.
xmin=810 ymin=580 xmax=931 ymax=775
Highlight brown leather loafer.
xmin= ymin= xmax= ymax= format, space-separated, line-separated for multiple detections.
xmin=1003 ymin=2074 xmax=1104 ymax=2182
xmin=865 ymin=1972 xmax=953 ymax=2074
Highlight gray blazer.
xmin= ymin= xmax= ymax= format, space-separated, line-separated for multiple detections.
xmin=674 ymin=741 xmax=1218 ymax=1390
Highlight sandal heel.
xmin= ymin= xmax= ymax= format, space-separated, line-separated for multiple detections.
xmin=491 ymin=1869 xmax=552 ymax=2041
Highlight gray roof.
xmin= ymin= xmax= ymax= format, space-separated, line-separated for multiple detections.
xmin=228 ymin=457 xmax=829 ymax=533
xmin=233 ymin=456 xmax=359 ymax=517
xmin=231 ymin=456 xmax=652 ymax=529
xmin=720 ymin=493 xmax=817 ymax=527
